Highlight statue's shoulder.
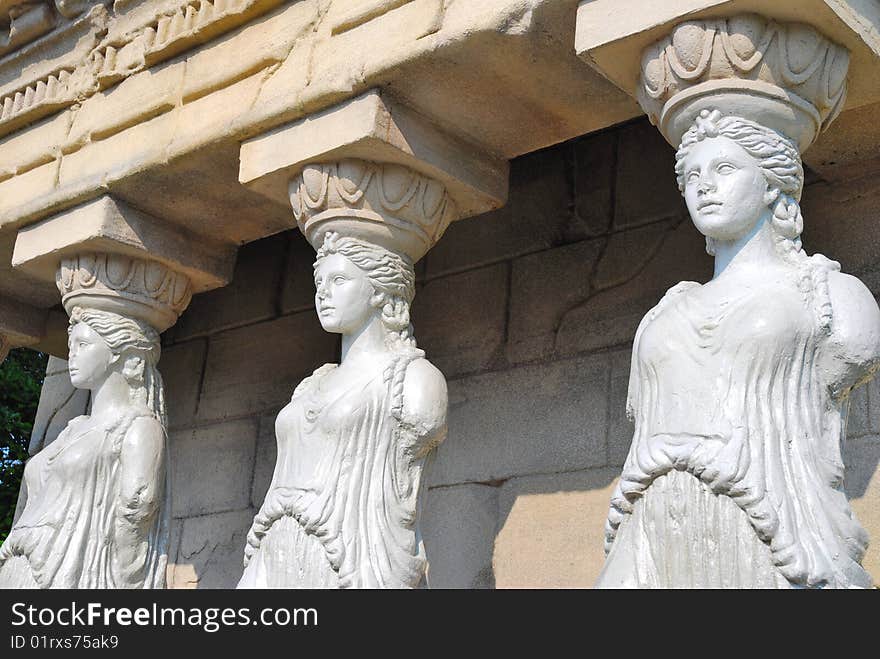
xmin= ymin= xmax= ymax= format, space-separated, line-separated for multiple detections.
xmin=661 ymin=280 xmax=701 ymax=303
xmin=640 ymin=281 xmax=701 ymax=328
xmin=404 ymin=357 xmax=446 ymax=394
xmin=122 ymin=414 xmax=165 ymax=454
xmin=291 ymin=363 xmax=338 ymax=400
xmin=401 ymin=357 xmax=447 ymax=432
xmin=825 ymin=269 xmax=880 ymax=363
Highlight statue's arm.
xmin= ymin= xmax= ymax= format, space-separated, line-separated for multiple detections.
xmin=824 ymin=271 xmax=880 ymax=397
xmin=114 ymin=415 xmax=166 ymax=588
xmin=400 ymin=358 xmax=448 ymax=457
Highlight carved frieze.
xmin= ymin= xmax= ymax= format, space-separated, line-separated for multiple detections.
xmin=0 ymin=0 xmax=283 ymax=136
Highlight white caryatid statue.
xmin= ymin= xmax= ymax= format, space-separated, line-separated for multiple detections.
xmin=597 ymin=15 xmax=880 ymax=589
xmin=239 ymin=161 xmax=451 ymax=588
xmin=0 ymin=252 xmax=191 ymax=588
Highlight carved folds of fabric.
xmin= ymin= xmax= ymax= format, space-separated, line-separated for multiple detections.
xmin=603 ymin=255 xmax=872 ymax=589
xmin=0 ymin=410 xmax=169 ymax=588
xmin=242 ymin=349 xmax=441 ymax=588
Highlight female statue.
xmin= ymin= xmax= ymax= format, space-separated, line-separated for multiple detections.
xmin=239 ymin=232 xmax=447 ymax=588
xmin=0 ymin=307 xmax=169 ymax=588
xmin=597 ymin=110 xmax=880 ymax=588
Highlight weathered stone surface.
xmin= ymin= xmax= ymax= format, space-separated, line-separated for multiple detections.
xmin=160 ymin=339 xmax=207 ymax=431
xmin=279 ymin=232 xmax=318 ymax=315
xmin=844 ymin=437 xmax=880 ymax=581
xmin=163 ymin=516 xmax=184 ymax=589
xmin=66 ymin=61 xmax=185 ymax=149
xmin=421 ymin=483 xmax=498 ymax=589
xmin=413 ymin=263 xmax=508 ymax=377
xmin=429 ymin=354 xmax=609 ymax=487
xmin=173 ymin=233 xmax=287 ymax=342
xmin=606 ymin=347 xmax=634 ymax=467
xmin=170 ymin=419 xmax=257 ymax=518
xmin=168 ymin=508 xmax=255 ymax=589
xmin=424 ymin=146 xmax=571 ymax=278
xmin=241 ymin=89 xmax=508 ymax=223
xmin=613 ymin=122 xmax=684 ymax=229
xmin=251 ymin=412 xmax=278 ymax=510
xmin=0 ymin=111 xmax=70 ymax=182
xmin=801 ymin=180 xmax=880 ymax=294
xmin=568 ymin=131 xmax=615 ymax=240
xmin=494 ymin=469 xmax=620 ymax=588
xmin=0 ymin=160 xmax=57 ymax=224
xmin=556 ymin=218 xmax=708 ymax=355
xmin=507 ymin=239 xmax=603 ymax=364
xmin=197 ymin=311 xmax=337 ymax=421
xmin=847 ymin=384 xmax=871 ymax=438
xmin=870 ymin=376 xmax=880 ymax=435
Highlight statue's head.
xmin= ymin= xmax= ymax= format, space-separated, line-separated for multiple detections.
xmin=68 ymin=307 xmax=165 ymax=421
xmin=313 ymin=232 xmax=416 ymax=345
xmin=675 ymin=109 xmax=804 ymax=255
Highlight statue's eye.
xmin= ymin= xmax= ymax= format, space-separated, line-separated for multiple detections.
xmin=687 ymin=171 xmax=700 ymax=183
xmin=717 ymin=163 xmax=736 ymax=174
xmin=333 ymin=276 xmax=347 ymax=285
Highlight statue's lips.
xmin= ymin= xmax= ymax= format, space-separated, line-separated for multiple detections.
xmin=319 ymin=307 xmax=335 ymax=315
xmin=697 ymin=200 xmax=722 ymax=212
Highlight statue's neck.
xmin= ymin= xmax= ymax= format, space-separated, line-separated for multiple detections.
xmin=90 ymin=372 xmax=132 ymax=419
xmin=341 ymin=314 xmax=392 ymax=365
xmin=712 ymin=214 xmax=782 ymax=280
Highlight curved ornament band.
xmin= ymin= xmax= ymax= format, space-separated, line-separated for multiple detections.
xmin=638 ymin=14 xmax=850 ymax=150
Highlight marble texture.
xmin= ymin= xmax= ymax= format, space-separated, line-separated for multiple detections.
xmin=0 ymin=253 xmax=190 ymax=588
xmin=597 ymin=19 xmax=880 ymax=588
xmin=240 ymin=232 xmax=447 ymax=588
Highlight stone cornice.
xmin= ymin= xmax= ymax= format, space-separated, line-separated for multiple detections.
xmin=0 ymin=0 xmax=284 ymax=137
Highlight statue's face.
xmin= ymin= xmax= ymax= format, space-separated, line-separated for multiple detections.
xmin=68 ymin=322 xmax=115 ymax=390
xmin=314 ymin=253 xmax=377 ymax=335
xmin=681 ymin=136 xmax=770 ymax=243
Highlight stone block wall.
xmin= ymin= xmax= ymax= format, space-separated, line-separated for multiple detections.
xmin=33 ymin=118 xmax=878 ymax=588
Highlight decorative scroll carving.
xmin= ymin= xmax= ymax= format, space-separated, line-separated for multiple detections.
xmin=289 ymin=159 xmax=456 ymax=262
xmin=56 ymin=252 xmax=192 ymax=333
xmin=638 ymin=14 xmax=850 ymax=150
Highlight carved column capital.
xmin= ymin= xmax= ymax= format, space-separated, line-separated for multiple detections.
xmin=637 ymin=14 xmax=850 ymax=150
xmin=240 ymin=89 xmax=509 ymax=255
xmin=289 ymin=159 xmax=456 ymax=262
xmin=56 ymin=252 xmax=192 ymax=333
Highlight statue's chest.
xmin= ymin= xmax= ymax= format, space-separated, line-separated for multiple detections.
xmin=277 ymin=375 xmax=383 ymax=442
xmin=639 ymin=281 xmax=814 ymax=372
xmin=28 ymin=425 xmax=113 ymax=485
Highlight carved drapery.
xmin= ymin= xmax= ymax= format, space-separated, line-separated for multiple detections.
xmin=597 ymin=13 xmax=880 ymax=589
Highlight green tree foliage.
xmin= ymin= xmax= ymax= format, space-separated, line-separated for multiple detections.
xmin=0 ymin=348 xmax=47 ymax=543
